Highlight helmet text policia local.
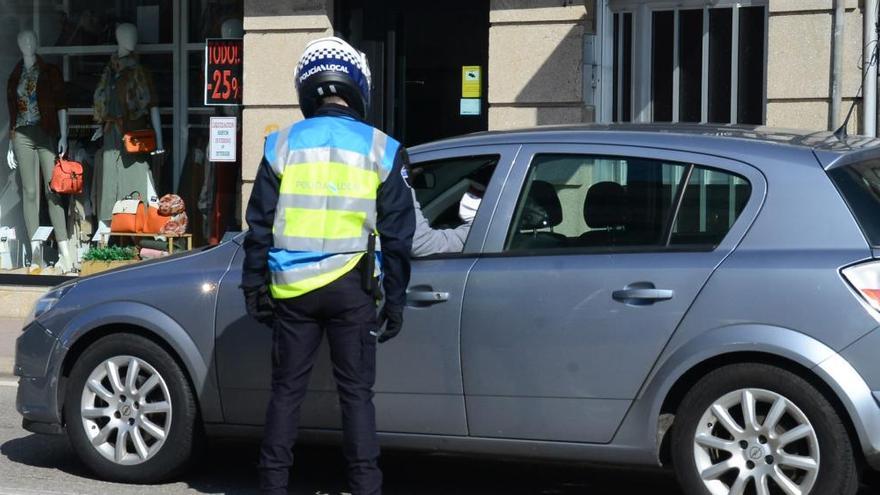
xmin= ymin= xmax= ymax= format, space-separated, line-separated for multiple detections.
xmin=294 ymin=36 xmax=372 ymax=119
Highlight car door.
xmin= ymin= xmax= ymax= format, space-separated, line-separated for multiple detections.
xmin=460 ymin=144 xmax=763 ymax=443
xmin=214 ymin=145 xmax=519 ymax=436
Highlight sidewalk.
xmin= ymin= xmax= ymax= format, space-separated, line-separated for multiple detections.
xmin=0 ymin=318 xmax=23 ymax=378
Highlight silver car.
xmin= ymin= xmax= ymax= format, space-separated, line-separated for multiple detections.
xmin=15 ymin=125 xmax=880 ymax=495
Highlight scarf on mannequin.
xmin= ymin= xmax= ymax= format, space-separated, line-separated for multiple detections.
xmin=93 ymin=54 xmax=152 ymax=124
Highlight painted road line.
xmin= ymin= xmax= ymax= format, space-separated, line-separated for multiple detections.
xmin=0 ymin=380 xmax=17 ymax=387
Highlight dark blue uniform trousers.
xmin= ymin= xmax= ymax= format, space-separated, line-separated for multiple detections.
xmin=258 ymin=268 xmax=382 ymax=494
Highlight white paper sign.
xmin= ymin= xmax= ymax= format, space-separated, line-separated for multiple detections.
xmin=32 ymin=226 xmax=54 ymax=243
xmin=209 ymin=116 xmax=238 ymax=162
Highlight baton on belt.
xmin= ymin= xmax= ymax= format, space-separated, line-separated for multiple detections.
xmin=362 ymin=232 xmax=376 ymax=292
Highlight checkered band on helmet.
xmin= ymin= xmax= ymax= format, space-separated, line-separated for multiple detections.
xmin=295 ymin=37 xmax=371 ymax=108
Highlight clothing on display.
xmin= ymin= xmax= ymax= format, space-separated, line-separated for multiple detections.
xmin=11 ymin=125 xmax=69 ymax=243
xmin=6 ymin=57 xmax=66 ymax=139
xmin=15 ymin=64 xmax=40 ymax=128
xmin=93 ymin=54 xmax=159 ymax=222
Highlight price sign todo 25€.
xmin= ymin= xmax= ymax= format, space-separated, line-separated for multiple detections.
xmin=205 ymin=39 xmax=243 ymax=106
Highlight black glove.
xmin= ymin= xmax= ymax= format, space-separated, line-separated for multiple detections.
xmin=242 ymin=285 xmax=274 ymax=326
xmin=377 ymin=304 xmax=404 ymax=343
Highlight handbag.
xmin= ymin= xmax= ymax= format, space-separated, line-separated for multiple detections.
xmin=50 ymin=157 xmax=84 ymax=194
xmin=143 ymin=204 xmax=170 ymax=234
xmin=123 ymin=129 xmax=157 ymax=154
xmin=110 ymin=194 xmax=145 ymax=233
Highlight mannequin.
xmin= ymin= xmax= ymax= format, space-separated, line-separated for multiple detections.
xmin=93 ymin=23 xmax=162 ymax=225
xmin=5 ymin=30 xmax=73 ymax=272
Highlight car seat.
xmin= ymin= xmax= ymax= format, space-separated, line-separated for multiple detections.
xmin=510 ymin=180 xmax=566 ymax=250
xmin=578 ymin=181 xmax=629 ymax=247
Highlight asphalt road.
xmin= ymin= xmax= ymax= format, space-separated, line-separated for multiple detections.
xmin=1 ymin=381 xmax=879 ymax=495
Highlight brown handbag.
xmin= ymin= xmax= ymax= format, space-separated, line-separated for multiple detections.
xmin=123 ymin=129 xmax=157 ymax=154
xmin=50 ymin=157 xmax=84 ymax=194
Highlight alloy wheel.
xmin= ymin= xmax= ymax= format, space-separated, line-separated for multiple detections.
xmin=79 ymin=355 xmax=173 ymax=465
xmin=692 ymin=388 xmax=820 ymax=495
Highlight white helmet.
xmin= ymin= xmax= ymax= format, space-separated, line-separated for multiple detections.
xmin=294 ymin=36 xmax=372 ymax=118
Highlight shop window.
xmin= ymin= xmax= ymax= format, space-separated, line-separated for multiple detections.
xmin=53 ymin=0 xmax=175 ymax=46
xmin=611 ymin=2 xmax=767 ymax=125
xmin=0 ymin=0 xmax=242 ymax=279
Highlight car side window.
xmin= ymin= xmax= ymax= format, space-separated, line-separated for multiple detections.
xmin=410 ymin=154 xmax=499 ymax=229
xmin=504 ymin=153 xmax=750 ymax=252
xmin=671 ymin=168 xmax=751 ymax=247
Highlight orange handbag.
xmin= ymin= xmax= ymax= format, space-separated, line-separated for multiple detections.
xmin=110 ymin=195 xmax=145 ymax=233
xmin=50 ymin=157 xmax=84 ymax=194
xmin=122 ymin=129 xmax=157 ymax=154
xmin=143 ymin=205 xmax=170 ymax=234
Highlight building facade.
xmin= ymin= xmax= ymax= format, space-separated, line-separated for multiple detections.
xmin=0 ymin=0 xmax=872 ymax=282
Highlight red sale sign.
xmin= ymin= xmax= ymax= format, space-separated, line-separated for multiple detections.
xmin=204 ymin=38 xmax=243 ymax=106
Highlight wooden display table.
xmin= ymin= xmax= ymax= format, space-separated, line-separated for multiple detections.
xmin=102 ymin=232 xmax=193 ymax=254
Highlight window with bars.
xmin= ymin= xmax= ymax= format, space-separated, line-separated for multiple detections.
xmin=612 ymin=4 xmax=767 ymax=124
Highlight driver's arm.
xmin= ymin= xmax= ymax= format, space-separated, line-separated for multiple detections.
xmin=411 ymin=189 xmax=470 ymax=257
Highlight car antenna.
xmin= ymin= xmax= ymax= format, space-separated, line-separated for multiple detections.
xmin=834 ymin=96 xmax=858 ymax=141
xmin=834 ymin=98 xmax=861 ymax=141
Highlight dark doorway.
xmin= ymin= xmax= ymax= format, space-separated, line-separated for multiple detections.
xmin=335 ymin=0 xmax=489 ymax=146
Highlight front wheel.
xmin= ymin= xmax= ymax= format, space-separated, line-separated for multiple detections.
xmin=63 ymin=333 xmax=199 ymax=483
xmin=670 ymin=363 xmax=859 ymax=495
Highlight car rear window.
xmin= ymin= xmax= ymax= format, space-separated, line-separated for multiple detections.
xmin=829 ymin=158 xmax=880 ymax=246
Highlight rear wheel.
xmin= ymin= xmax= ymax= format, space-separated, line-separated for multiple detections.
xmin=63 ymin=333 xmax=199 ymax=483
xmin=670 ymin=363 xmax=859 ymax=495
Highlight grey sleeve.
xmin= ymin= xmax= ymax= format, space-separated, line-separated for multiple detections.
xmin=411 ymin=190 xmax=471 ymax=257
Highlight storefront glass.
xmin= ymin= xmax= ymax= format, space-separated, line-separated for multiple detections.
xmin=0 ymin=0 xmax=242 ymax=280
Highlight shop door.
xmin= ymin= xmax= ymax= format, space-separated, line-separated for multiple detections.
xmin=335 ymin=0 xmax=489 ymax=146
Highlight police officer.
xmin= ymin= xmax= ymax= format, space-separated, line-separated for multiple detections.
xmin=240 ymin=36 xmax=415 ymax=495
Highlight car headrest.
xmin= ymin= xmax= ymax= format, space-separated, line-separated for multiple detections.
xmin=584 ymin=181 xmax=627 ymax=228
xmin=520 ymin=180 xmax=563 ymax=230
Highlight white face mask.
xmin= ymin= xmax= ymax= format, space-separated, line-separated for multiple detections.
xmin=459 ymin=191 xmax=482 ymax=223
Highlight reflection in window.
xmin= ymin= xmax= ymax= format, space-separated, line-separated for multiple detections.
xmin=506 ymin=154 xmax=687 ymax=252
xmin=49 ymin=0 xmax=174 ymax=46
xmin=189 ymin=0 xmax=244 ymax=42
xmin=672 ymin=168 xmax=751 ymax=246
xmin=506 ymin=154 xmax=751 ymax=252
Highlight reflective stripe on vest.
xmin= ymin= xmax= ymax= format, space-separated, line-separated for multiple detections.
xmin=264 ymin=116 xmax=399 ymax=299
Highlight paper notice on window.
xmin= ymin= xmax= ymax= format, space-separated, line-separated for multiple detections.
xmin=209 ymin=116 xmax=238 ymax=162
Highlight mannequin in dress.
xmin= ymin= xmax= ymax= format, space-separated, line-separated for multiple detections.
xmin=93 ymin=23 xmax=163 ymax=225
xmin=6 ymin=30 xmax=73 ymax=272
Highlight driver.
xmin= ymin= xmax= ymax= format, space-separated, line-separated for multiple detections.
xmin=411 ymin=184 xmax=483 ymax=257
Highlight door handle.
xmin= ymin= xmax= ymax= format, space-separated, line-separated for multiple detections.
xmin=612 ymin=288 xmax=674 ymax=301
xmin=612 ymin=282 xmax=674 ymax=305
xmin=406 ymin=289 xmax=450 ymax=304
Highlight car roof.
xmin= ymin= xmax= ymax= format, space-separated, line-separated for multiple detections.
xmin=408 ymin=123 xmax=880 ymax=169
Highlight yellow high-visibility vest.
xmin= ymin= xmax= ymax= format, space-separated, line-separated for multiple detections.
xmin=264 ymin=116 xmax=399 ymax=299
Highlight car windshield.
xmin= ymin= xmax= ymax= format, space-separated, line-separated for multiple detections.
xmin=829 ymin=158 xmax=880 ymax=246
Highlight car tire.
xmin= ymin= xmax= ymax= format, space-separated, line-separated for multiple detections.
xmin=670 ymin=363 xmax=859 ymax=495
xmin=63 ymin=333 xmax=199 ymax=483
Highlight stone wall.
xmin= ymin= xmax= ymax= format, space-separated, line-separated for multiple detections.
xmin=766 ymin=0 xmax=864 ymax=132
xmin=241 ymin=0 xmax=333 ymax=215
xmin=488 ymin=0 xmax=592 ymax=129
